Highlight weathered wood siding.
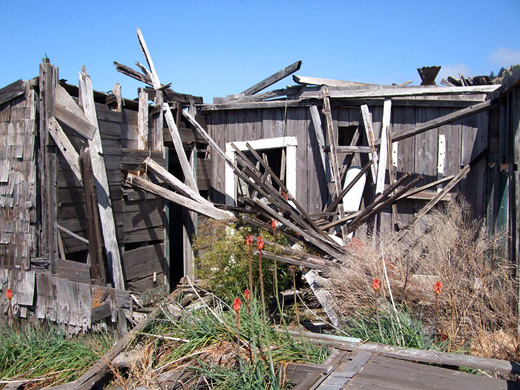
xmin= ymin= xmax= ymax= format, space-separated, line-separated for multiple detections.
xmin=0 ymin=83 xmax=36 ymax=270
xmin=206 ymin=99 xmax=490 ymax=226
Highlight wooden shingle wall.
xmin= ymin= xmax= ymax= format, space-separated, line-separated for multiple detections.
xmin=0 ymin=83 xmax=36 ymax=270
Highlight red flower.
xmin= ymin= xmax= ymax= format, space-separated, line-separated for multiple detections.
xmin=244 ymin=289 xmax=250 ymax=300
xmin=245 ymin=234 xmax=252 ymax=247
xmin=271 ymin=219 xmax=277 ymax=231
xmin=233 ymin=297 xmax=241 ymax=312
xmin=434 ymin=281 xmax=442 ymax=295
xmin=372 ymin=278 xmax=380 ymax=291
xmin=6 ymin=288 xmax=12 ymax=300
xmin=257 ymin=236 xmax=264 ymax=251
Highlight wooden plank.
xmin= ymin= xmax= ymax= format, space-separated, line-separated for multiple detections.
xmin=123 ymin=243 xmax=165 ymax=281
xmin=57 ymin=259 xmax=91 ymax=284
xmin=136 ymin=28 xmax=161 ymax=89
xmin=121 ymin=149 xmax=164 ymax=170
xmin=305 ymin=270 xmax=341 ymax=327
xmin=57 ymin=223 xmax=88 ymax=244
xmin=73 ymin=290 xmax=177 ymax=390
xmin=113 ymin=61 xmax=152 ymax=85
xmin=79 ymin=67 xmax=125 ymax=290
xmin=48 ymin=117 xmax=82 ymax=184
xmin=347 ymin=355 xmax=509 ymax=390
xmin=55 ymin=84 xmax=96 ymax=139
xmin=125 ymin=173 xmax=234 ymax=221
xmin=316 ymin=351 xmax=372 ymax=389
xmin=137 ymin=89 xmax=148 ymax=150
xmin=0 ymin=79 xmax=25 ymax=106
xmin=388 ymin=100 xmax=493 ymax=143
xmin=241 ymin=60 xmax=302 ymax=95
xmin=163 ymin=104 xmax=198 ymax=190
xmin=297 ymin=84 xmax=499 ymax=100
xmin=360 ymin=105 xmax=378 ymax=182
xmin=396 ymin=164 xmax=471 ymax=242
xmin=418 ymin=66 xmax=441 ymax=86
xmin=293 ymin=75 xmax=379 ymax=88
xmin=375 ymin=100 xmax=391 ymax=195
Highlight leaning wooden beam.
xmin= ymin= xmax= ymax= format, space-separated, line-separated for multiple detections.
xmin=73 ymin=291 xmax=178 ymax=390
xmin=242 ymin=142 xmax=329 ymax=238
xmin=309 ymin=105 xmax=330 ymax=181
xmin=375 ymin=99 xmax=391 ymax=195
xmin=163 ymin=104 xmax=198 ymax=190
xmin=397 ymin=174 xmax=455 ymax=200
xmin=258 ymin=250 xmax=333 ymax=271
xmin=360 ymin=105 xmax=379 ymax=182
xmin=136 ymin=28 xmax=161 ymax=89
xmin=241 ymin=60 xmax=302 ymax=96
xmin=80 ymin=149 xmax=105 ymax=285
xmin=253 ymin=197 xmax=345 ymax=259
xmin=293 ymin=75 xmax=379 ymax=88
xmin=126 ymin=173 xmax=234 ymax=221
xmin=325 ymin=160 xmax=373 ymax=213
xmin=396 ymin=165 xmax=471 ymax=242
xmin=350 ymin=175 xmax=423 ymax=230
xmin=48 ymin=117 xmax=82 ymax=184
xmin=347 ymin=174 xmax=411 ymax=233
xmin=57 ymin=224 xmax=88 ymax=244
xmin=322 ymin=89 xmax=342 ymax=198
xmin=79 ymin=67 xmax=125 ymax=291
xmin=144 ymin=158 xmax=232 ymax=220
xmin=55 ymin=84 xmax=96 ymax=140
xmin=386 ymin=100 xmax=494 ymax=144
xmin=113 ymin=61 xmax=153 ymax=85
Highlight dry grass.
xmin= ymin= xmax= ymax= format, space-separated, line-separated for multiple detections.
xmin=327 ymin=197 xmax=519 ymax=359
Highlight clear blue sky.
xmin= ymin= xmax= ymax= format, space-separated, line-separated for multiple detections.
xmin=1 ymin=1 xmax=519 ymax=103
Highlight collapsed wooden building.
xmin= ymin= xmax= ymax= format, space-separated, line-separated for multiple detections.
xmin=1 ymin=30 xmax=519 ymax=332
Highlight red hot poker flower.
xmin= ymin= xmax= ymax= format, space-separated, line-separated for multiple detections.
xmin=372 ymin=278 xmax=381 ymax=291
xmin=434 ymin=281 xmax=442 ymax=295
xmin=257 ymin=236 xmax=264 ymax=251
xmin=244 ymin=289 xmax=250 ymax=300
xmin=271 ymin=219 xmax=277 ymax=232
xmin=233 ymin=297 xmax=241 ymax=312
xmin=245 ymin=234 xmax=252 ymax=247
xmin=6 ymin=288 xmax=12 ymax=300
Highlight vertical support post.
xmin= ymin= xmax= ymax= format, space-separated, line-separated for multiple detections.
xmin=38 ymin=59 xmax=58 ymax=274
xmin=137 ymin=88 xmax=149 ymax=150
xmin=79 ymin=67 xmax=125 ymax=291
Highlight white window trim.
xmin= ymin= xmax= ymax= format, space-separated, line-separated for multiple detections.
xmin=225 ymin=136 xmax=298 ymax=206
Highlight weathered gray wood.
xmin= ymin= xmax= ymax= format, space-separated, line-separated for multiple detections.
xmin=298 ymin=84 xmax=499 ymax=99
xmin=360 ymin=104 xmax=379 ymax=182
xmin=144 ymin=157 xmax=206 ymax=205
xmin=328 ymin=146 xmax=372 ymax=153
xmin=79 ymin=67 xmax=125 ymax=291
xmin=316 ymin=351 xmax=372 ymax=389
xmin=322 ymin=91 xmax=342 ymax=198
xmin=388 ymin=100 xmax=493 ymax=143
xmin=113 ymin=61 xmax=152 ymax=85
xmin=136 ymin=28 xmax=161 ymax=89
xmin=0 ymin=79 xmax=25 ymax=106
xmin=241 ymin=60 xmax=302 ymax=95
xmin=125 ymin=173 xmax=234 ymax=221
xmin=55 ymin=84 xmax=96 ymax=139
xmin=48 ymin=117 xmax=82 ymax=185
xmin=293 ymin=75 xmax=379 ymax=88
xmin=287 ymin=329 xmax=520 ymax=376
xmin=418 ymin=66 xmax=441 ymax=86
xmin=79 ymin=149 xmax=105 ymax=285
xmin=137 ymin=89 xmax=148 ymax=150
xmin=57 ymin=259 xmax=91 ymax=284
xmin=397 ymin=174 xmax=455 ymax=200
xmin=162 ymin=104 xmax=198 ymax=190
xmin=73 ymin=290 xmax=177 ymax=390
xmin=396 ymin=164 xmax=471 ymax=242
xmin=309 ymin=105 xmax=330 ymax=181
xmin=57 ymin=223 xmax=88 ymax=244
xmin=375 ymin=99 xmax=391 ymax=195
xmin=305 ymin=270 xmax=341 ymax=327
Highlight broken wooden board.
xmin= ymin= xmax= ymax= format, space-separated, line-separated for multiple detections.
xmin=241 ymin=60 xmax=302 ymax=96
xmin=55 ymin=84 xmax=96 ymax=140
xmin=304 ymin=270 xmax=341 ymax=328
